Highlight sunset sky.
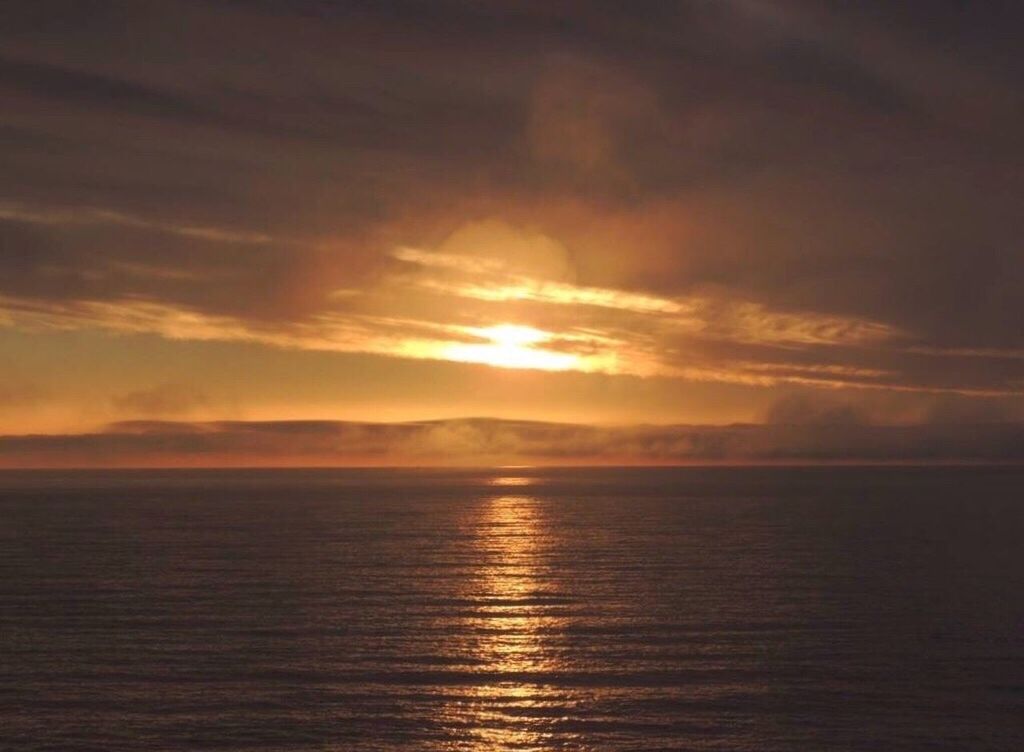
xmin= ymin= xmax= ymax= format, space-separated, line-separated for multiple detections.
xmin=2 ymin=1 xmax=1023 ymax=465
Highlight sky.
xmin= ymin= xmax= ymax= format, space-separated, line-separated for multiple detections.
xmin=1 ymin=1 xmax=1023 ymax=465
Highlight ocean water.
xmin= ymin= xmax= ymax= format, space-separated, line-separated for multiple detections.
xmin=2 ymin=466 xmax=1022 ymax=751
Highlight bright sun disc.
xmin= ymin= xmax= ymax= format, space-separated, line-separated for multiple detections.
xmin=441 ymin=323 xmax=579 ymax=371
xmin=471 ymin=324 xmax=549 ymax=347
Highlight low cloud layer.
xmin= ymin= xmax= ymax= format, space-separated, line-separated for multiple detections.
xmin=2 ymin=417 xmax=1021 ymax=468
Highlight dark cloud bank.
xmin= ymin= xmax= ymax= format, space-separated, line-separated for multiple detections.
xmin=2 ymin=418 xmax=1021 ymax=467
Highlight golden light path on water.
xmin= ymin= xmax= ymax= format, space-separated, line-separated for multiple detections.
xmin=436 ymin=476 xmax=580 ymax=750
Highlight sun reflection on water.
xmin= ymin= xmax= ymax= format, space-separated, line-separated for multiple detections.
xmin=488 ymin=476 xmax=534 ymax=487
xmin=437 ymin=491 xmax=578 ymax=750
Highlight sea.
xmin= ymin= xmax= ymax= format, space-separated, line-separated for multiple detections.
xmin=2 ymin=466 xmax=1022 ymax=751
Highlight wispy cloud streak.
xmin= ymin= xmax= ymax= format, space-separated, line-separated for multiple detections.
xmin=0 ymin=200 xmax=276 ymax=245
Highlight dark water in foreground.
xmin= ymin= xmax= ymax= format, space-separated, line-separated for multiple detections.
xmin=2 ymin=466 xmax=1023 ymax=750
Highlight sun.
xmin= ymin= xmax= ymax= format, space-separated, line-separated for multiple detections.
xmin=441 ymin=323 xmax=580 ymax=372
xmin=473 ymin=324 xmax=548 ymax=348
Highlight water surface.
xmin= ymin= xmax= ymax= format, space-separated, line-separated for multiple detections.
xmin=2 ymin=467 xmax=1022 ymax=750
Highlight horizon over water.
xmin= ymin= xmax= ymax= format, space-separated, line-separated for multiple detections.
xmin=3 ymin=466 xmax=1022 ymax=750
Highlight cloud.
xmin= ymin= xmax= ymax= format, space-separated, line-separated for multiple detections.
xmin=0 ymin=52 xmax=213 ymax=122
xmin=1 ymin=1 xmax=1022 ymax=412
xmin=111 ymin=383 xmax=210 ymax=418
xmin=762 ymin=387 xmax=1024 ymax=428
xmin=764 ymin=393 xmax=868 ymax=427
xmin=1 ymin=417 xmax=1021 ymax=468
xmin=0 ymin=199 xmax=276 ymax=245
